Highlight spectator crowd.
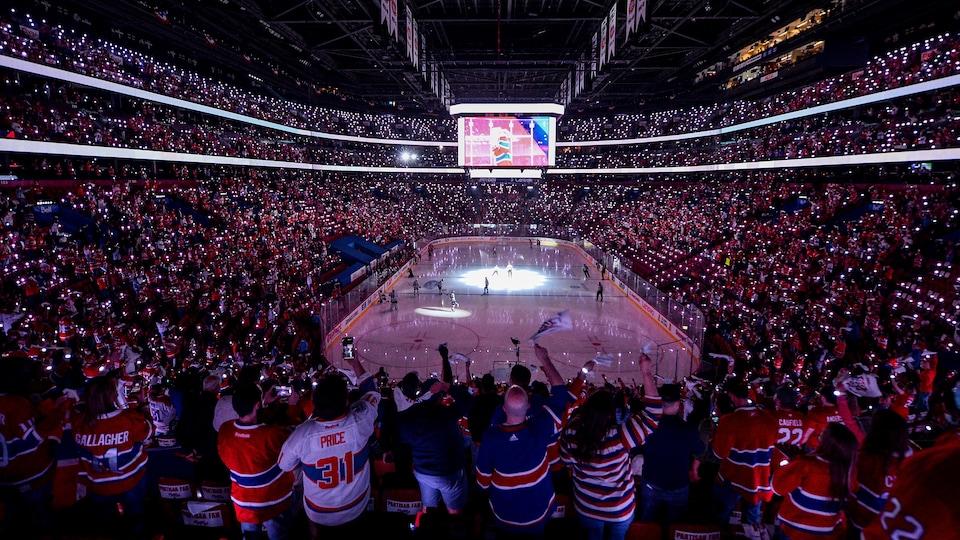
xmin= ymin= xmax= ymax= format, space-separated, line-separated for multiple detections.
xmin=1 ymin=167 xmax=959 ymax=540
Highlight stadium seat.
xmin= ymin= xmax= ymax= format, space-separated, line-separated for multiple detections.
xmin=381 ymin=487 xmax=422 ymax=516
xmin=626 ymin=521 xmax=663 ymax=540
xmin=668 ymin=523 xmax=723 ymax=540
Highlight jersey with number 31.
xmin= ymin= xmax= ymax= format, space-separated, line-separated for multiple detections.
xmin=279 ymin=390 xmax=380 ymax=526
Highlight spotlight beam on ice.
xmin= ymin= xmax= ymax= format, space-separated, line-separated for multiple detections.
xmin=459 ymin=267 xmax=546 ymax=292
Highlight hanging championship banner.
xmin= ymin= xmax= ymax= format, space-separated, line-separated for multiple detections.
xmin=607 ymin=4 xmax=617 ymax=60
xmin=421 ymin=35 xmax=428 ymax=78
xmin=591 ymin=32 xmax=599 ymax=77
xmin=599 ymin=19 xmax=608 ymax=69
xmin=626 ymin=0 xmax=636 ymax=40
xmin=412 ymin=18 xmax=419 ymax=67
xmin=577 ymin=54 xmax=586 ymax=94
xmin=388 ymin=0 xmax=398 ymax=37
xmin=405 ymin=5 xmax=414 ymax=60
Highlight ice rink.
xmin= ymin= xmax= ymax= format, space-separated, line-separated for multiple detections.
xmin=326 ymin=238 xmax=693 ymax=383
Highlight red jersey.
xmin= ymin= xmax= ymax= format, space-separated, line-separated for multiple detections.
xmin=917 ymin=355 xmax=937 ymax=393
xmin=772 ymin=455 xmax=848 ymax=540
xmin=712 ymin=406 xmax=778 ymax=503
xmin=772 ymin=409 xmax=806 ymax=473
xmin=849 ymin=451 xmax=901 ymax=530
xmin=0 ymin=394 xmax=62 ymax=488
xmin=217 ymin=421 xmax=295 ymax=524
xmin=803 ymin=405 xmax=842 ymax=450
xmin=73 ymin=408 xmax=153 ymax=496
xmin=775 ymin=409 xmax=806 ymax=448
xmin=863 ymin=443 xmax=960 ymax=540
xmin=888 ymin=393 xmax=913 ymax=421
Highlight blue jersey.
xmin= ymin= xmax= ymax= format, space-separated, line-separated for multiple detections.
xmin=475 ymin=386 xmax=573 ymax=530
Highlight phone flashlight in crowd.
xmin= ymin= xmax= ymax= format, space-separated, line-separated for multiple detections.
xmin=342 ymin=336 xmax=355 ymax=360
xmin=276 ymin=386 xmax=292 ymax=398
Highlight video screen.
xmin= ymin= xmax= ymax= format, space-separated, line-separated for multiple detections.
xmin=458 ymin=116 xmax=555 ymax=167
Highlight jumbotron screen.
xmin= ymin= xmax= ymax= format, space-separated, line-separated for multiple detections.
xmin=457 ymin=116 xmax=556 ymax=167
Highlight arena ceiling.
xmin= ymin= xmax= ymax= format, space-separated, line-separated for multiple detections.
xmin=37 ymin=0 xmax=930 ymax=114
xmin=258 ymin=0 xmax=801 ymax=108
xmin=245 ymin=0 xmax=921 ymax=112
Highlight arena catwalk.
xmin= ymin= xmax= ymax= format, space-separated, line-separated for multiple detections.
xmin=325 ymin=238 xmax=694 ymax=382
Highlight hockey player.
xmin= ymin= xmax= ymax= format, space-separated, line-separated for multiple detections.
xmin=449 ymin=290 xmax=459 ymax=312
xmin=506 ymin=263 xmax=513 ymax=279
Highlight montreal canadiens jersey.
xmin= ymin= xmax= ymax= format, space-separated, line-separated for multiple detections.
xmin=0 ymin=394 xmax=62 ymax=488
xmin=279 ymin=389 xmax=380 ymax=526
xmin=775 ymin=409 xmax=806 ymax=448
xmin=849 ymin=451 xmax=901 ymax=530
xmin=772 ymin=455 xmax=848 ymax=540
xmin=217 ymin=421 xmax=295 ymax=524
xmin=803 ymin=405 xmax=842 ymax=450
xmin=711 ymin=405 xmax=779 ymax=504
xmin=863 ymin=442 xmax=960 ymax=540
xmin=148 ymin=395 xmax=177 ymax=436
xmin=73 ymin=408 xmax=153 ymax=496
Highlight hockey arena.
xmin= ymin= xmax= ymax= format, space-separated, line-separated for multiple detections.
xmin=1 ymin=0 xmax=959 ymax=539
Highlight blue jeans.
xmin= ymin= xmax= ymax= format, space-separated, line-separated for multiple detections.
xmin=240 ymin=511 xmax=291 ymax=540
xmin=87 ymin=474 xmax=148 ymax=537
xmin=714 ymin=482 xmax=762 ymax=525
xmin=578 ymin=514 xmax=633 ymax=540
xmin=915 ymin=392 xmax=930 ymax=412
xmin=640 ymin=483 xmax=688 ymax=524
xmin=414 ymin=468 xmax=468 ymax=512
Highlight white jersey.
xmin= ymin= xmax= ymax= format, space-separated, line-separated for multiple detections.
xmin=279 ymin=390 xmax=380 ymax=526
xmin=148 ymin=395 xmax=177 ymax=436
